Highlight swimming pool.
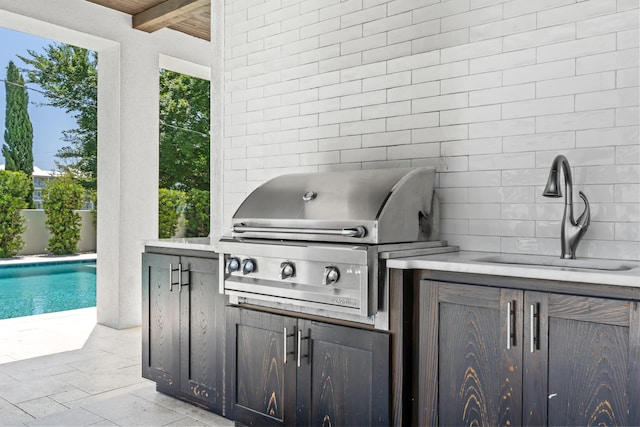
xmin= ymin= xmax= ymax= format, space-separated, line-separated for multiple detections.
xmin=0 ymin=260 xmax=96 ymax=320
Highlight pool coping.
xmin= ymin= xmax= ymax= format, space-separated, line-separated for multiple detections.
xmin=0 ymin=252 xmax=97 ymax=267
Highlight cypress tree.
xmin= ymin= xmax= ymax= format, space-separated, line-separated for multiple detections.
xmin=2 ymin=61 xmax=34 ymax=208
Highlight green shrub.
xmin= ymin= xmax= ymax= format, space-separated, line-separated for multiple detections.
xmin=159 ymin=188 xmax=185 ymax=238
xmin=185 ymin=189 xmax=210 ymax=237
xmin=43 ymin=174 xmax=83 ymax=255
xmin=0 ymin=170 xmax=30 ymax=257
xmin=87 ymin=189 xmax=97 ymax=228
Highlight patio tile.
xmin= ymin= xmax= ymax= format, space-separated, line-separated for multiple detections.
xmin=165 ymin=416 xmax=214 ymax=426
xmin=152 ymin=397 xmax=233 ymax=426
xmin=25 ymin=406 xmax=105 ymax=427
xmin=49 ymin=387 xmax=91 ymax=405
xmin=67 ymin=352 xmax=139 ymax=374
xmin=130 ymin=385 xmax=232 ymax=426
xmin=17 ymin=396 xmax=70 ymax=418
xmin=0 ymin=377 xmax=74 ymax=404
xmin=81 ymin=394 xmax=186 ymax=426
xmin=4 ymin=358 xmax=78 ymax=382
xmin=0 ymin=396 xmax=34 ymax=426
xmin=82 ymin=325 xmax=138 ymax=348
xmin=87 ymin=420 xmax=118 ymax=426
xmin=0 ymin=308 xmax=233 ymax=427
xmin=130 ymin=383 xmax=177 ymax=405
xmin=62 ymin=382 xmax=154 ymax=409
xmin=0 ymin=345 xmax=93 ymax=374
xmin=0 ymin=308 xmax=97 ymax=363
xmin=54 ymin=366 xmax=147 ymax=395
xmin=0 ymin=371 xmax=17 ymax=387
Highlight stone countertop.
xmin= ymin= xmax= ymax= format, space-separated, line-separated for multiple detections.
xmin=387 ymin=251 xmax=640 ymax=288
xmin=144 ymin=237 xmax=218 ymax=252
xmin=142 ymin=240 xmax=640 ymax=288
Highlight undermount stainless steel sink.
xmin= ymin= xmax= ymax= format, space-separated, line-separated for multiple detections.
xmin=475 ymin=254 xmax=635 ymax=272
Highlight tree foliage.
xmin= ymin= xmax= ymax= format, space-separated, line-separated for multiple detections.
xmin=184 ymin=188 xmax=210 ymax=237
xmin=42 ymin=174 xmax=83 ymax=255
xmin=19 ymin=44 xmax=98 ymax=190
xmin=3 ymin=61 xmax=34 ymax=207
xmin=19 ymin=46 xmax=210 ymax=193
xmin=0 ymin=170 xmax=30 ymax=257
xmin=159 ymin=69 xmax=210 ymax=191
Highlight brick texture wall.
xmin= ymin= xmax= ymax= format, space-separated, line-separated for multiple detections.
xmin=223 ymin=0 xmax=640 ymax=260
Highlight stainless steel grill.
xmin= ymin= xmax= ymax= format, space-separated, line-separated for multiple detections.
xmin=219 ymin=167 xmax=457 ymax=329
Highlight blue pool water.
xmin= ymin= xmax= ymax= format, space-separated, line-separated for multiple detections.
xmin=0 ymin=261 xmax=96 ymax=320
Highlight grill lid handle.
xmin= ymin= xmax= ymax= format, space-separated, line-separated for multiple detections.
xmin=232 ymin=224 xmax=367 ymax=238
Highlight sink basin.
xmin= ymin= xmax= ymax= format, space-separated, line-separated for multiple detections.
xmin=475 ymin=254 xmax=635 ymax=272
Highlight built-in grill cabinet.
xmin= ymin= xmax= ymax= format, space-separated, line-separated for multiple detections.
xmin=219 ymin=167 xmax=457 ymax=329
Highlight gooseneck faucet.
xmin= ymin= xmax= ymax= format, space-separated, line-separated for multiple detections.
xmin=542 ymin=154 xmax=590 ymax=259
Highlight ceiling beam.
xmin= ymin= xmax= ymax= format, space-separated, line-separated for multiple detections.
xmin=133 ymin=0 xmax=209 ymax=33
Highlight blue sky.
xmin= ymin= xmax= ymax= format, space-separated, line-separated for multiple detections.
xmin=0 ymin=27 xmax=77 ymax=171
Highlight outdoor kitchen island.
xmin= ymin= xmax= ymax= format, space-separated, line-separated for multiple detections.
xmin=141 ymin=239 xmax=417 ymax=426
xmin=387 ymin=252 xmax=640 ymax=426
xmin=141 ymin=239 xmax=639 ymax=426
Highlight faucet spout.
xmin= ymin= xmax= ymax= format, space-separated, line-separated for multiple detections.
xmin=543 ymin=155 xmax=590 ymax=259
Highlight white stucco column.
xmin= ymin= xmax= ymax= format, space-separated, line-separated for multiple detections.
xmin=210 ymin=0 xmax=224 ymax=240
xmin=97 ymin=42 xmax=159 ymax=329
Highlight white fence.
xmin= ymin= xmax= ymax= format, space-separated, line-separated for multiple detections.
xmin=19 ymin=210 xmax=96 ymax=255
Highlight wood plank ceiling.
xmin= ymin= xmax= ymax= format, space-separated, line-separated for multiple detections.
xmin=87 ymin=0 xmax=211 ymax=41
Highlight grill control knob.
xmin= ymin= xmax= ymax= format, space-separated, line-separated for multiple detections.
xmin=241 ymin=259 xmax=256 ymax=275
xmin=225 ymin=257 xmax=240 ymax=274
xmin=322 ymin=266 xmax=340 ymax=285
xmin=279 ymin=262 xmax=295 ymax=280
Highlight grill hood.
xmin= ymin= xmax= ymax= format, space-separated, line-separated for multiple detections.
xmin=231 ymin=167 xmax=438 ymax=244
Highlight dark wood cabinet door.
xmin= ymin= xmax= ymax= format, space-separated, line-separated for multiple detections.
xmin=416 ymin=278 xmax=640 ymax=427
xmin=296 ymin=319 xmax=389 ymax=426
xmin=179 ymin=256 xmax=224 ymax=412
xmin=527 ymin=293 xmax=640 ymax=426
xmin=226 ymin=307 xmax=297 ymax=426
xmin=417 ymin=281 xmax=523 ymax=426
xmin=142 ymin=253 xmax=181 ymax=392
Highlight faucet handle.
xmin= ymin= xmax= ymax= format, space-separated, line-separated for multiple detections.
xmin=576 ymin=191 xmax=590 ymax=228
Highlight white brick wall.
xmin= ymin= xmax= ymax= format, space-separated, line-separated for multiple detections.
xmin=223 ymin=0 xmax=640 ymax=260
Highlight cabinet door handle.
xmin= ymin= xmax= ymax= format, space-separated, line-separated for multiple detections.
xmin=297 ymin=329 xmax=302 ymax=367
xmin=284 ymin=327 xmax=295 ymax=365
xmin=530 ymin=303 xmax=540 ymax=353
xmin=297 ymin=329 xmax=311 ymax=368
xmin=169 ymin=263 xmax=176 ymax=291
xmin=507 ymin=301 xmax=516 ymax=349
xmin=169 ymin=263 xmax=188 ymax=292
xmin=284 ymin=327 xmax=288 ymax=364
xmin=177 ymin=263 xmax=190 ymax=292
